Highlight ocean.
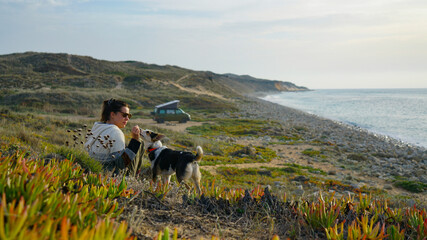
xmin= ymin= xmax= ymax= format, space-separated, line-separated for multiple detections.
xmin=262 ymin=88 xmax=427 ymax=148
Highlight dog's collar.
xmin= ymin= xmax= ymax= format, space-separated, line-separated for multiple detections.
xmin=147 ymin=146 xmax=167 ymax=169
xmin=147 ymin=147 xmax=158 ymax=153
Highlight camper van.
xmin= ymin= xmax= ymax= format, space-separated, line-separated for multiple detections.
xmin=151 ymin=100 xmax=191 ymax=123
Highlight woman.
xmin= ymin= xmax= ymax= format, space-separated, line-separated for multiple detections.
xmin=84 ymin=98 xmax=141 ymax=171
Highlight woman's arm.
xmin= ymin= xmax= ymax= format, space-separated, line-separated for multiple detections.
xmin=102 ymin=142 xmax=140 ymax=170
xmin=94 ymin=125 xmax=141 ymax=171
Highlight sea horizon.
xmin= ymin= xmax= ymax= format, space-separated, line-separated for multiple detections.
xmin=308 ymin=87 xmax=427 ymax=90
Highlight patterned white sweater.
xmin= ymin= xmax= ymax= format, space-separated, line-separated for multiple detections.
xmin=84 ymin=122 xmax=125 ymax=157
xmin=84 ymin=122 xmax=137 ymax=170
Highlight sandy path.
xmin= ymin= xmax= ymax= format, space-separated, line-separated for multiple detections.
xmin=168 ymin=75 xmax=229 ymax=101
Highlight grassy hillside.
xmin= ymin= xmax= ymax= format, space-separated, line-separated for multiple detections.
xmin=0 ymin=52 xmax=307 ymax=117
xmin=0 ymin=52 xmax=307 ymax=93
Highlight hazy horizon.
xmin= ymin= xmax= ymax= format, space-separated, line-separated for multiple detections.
xmin=1 ymin=0 xmax=427 ymax=90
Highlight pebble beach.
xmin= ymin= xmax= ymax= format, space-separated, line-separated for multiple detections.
xmin=238 ymin=96 xmax=427 ymax=195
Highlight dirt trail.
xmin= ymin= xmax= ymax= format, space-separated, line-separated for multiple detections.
xmin=176 ymin=74 xmax=190 ymax=83
xmin=168 ymin=74 xmax=229 ymax=101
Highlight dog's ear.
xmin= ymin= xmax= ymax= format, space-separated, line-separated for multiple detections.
xmin=152 ymin=133 xmax=165 ymax=142
xmin=149 ymin=131 xmax=157 ymax=139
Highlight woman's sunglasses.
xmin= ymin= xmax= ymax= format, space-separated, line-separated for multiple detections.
xmin=118 ymin=111 xmax=132 ymax=119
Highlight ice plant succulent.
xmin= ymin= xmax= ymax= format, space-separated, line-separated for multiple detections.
xmin=387 ymin=224 xmax=405 ymax=240
xmin=300 ymin=192 xmax=340 ymax=230
xmin=325 ymin=221 xmax=345 ymax=240
xmin=0 ymin=151 xmax=135 ymax=239
xmin=406 ymin=206 xmax=427 ymax=240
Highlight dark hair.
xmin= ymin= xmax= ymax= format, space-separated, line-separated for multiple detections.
xmin=101 ymin=98 xmax=129 ymax=122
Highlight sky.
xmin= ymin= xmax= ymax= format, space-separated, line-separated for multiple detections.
xmin=1 ymin=0 xmax=427 ymax=89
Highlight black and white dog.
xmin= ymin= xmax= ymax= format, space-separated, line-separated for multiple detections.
xmin=140 ymin=129 xmax=203 ymax=194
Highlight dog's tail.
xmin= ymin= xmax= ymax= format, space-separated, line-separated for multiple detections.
xmin=194 ymin=146 xmax=203 ymax=162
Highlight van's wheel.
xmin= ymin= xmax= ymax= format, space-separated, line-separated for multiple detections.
xmin=157 ymin=119 xmax=164 ymax=123
xmin=179 ymin=119 xmax=187 ymax=123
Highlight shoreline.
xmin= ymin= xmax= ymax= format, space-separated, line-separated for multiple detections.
xmin=246 ymin=96 xmax=423 ymax=147
xmin=237 ymin=96 xmax=427 ymax=193
xmin=254 ymin=90 xmax=427 ymax=149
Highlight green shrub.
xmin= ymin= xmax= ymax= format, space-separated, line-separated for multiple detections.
xmin=394 ymin=180 xmax=427 ymax=193
xmin=187 ymin=118 xmax=281 ymax=137
xmin=347 ymin=153 xmax=368 ymax=161
xmin=302 ymin=148 xmax=321 ymax=157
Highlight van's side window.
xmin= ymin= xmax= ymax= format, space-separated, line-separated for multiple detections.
xmin=166 ymin=109 xmax=175 ymax=114
xmin=159 ymin=110 xmax=166 ymax=114
xmin=176 ymin=109 xmax=182 ymax=114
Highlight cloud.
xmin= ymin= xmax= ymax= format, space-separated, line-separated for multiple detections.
xmin=1 ymin=0 xmax=426 ymax=88
xmin=0 ymin=0 xmax=88 ymax=7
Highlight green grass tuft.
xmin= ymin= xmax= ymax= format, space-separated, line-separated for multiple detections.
xmin=394 ymin=179 xmax=427 ymax=193
xmin=52 ymin=145 xmax=103 ymax=173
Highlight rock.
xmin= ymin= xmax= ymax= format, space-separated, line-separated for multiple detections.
xmin=345 ymin=175 xmax=353 ymax=180
xmin=231 ymin=146 xmax=257 ymax=157
xmin=402 ymin=164 xmax=414 ymax=170
xmin=293 ymin=185 xmax=304 ymax=195
xmin=347 ymin=153 xmax=368 ymax=161
xmin=371 ymin=172 xmax=380 ymax=177
xmin=419 ymin=176 xmax=427 ymax=184
xmin=406 ymin=199 xmax=416 ymax=207
xmin=344 ymin=191 xmax=355 ymax=197
xmin=351 ymin=183 xmax=363 ymax=189
xmin=403 ymin=172 xmax=412 ymax=178
xmin=292 ymin=176 xmax=309 ymax=182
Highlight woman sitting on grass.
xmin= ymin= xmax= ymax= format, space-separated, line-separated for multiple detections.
xmin=84 ymin=98 xmax=141 ymax=171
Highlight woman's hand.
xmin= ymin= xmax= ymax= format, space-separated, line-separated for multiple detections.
xmin=131 ymin=125 xmax=140 ymax=140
